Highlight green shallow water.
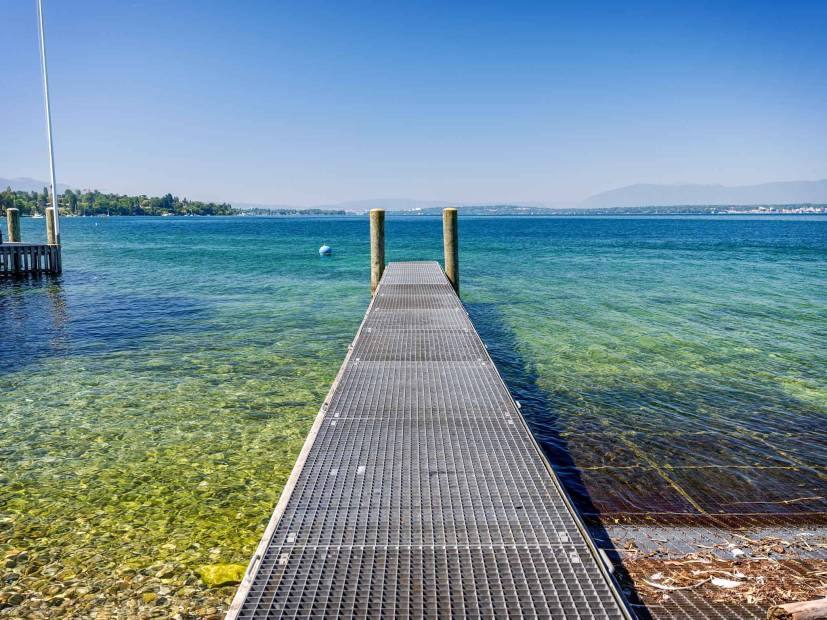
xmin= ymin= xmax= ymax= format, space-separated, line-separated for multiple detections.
xmin=1 ymin=215 xmax=826 ymax=616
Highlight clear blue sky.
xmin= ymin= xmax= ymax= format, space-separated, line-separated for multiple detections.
xmin=2 ymin=0 xmax=826 ymax=205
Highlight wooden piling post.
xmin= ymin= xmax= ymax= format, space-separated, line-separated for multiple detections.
xmin=442 ymin=208 xmax=459 ymax=294
xmin=46 ymin=207 xmax=57 ymax=245
xmin=7 ymin=208 xmax=21 ymax=243
xmin=370 ymin=209 xmax=385 ymax=294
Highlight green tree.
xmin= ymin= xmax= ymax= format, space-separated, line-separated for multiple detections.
xmin=0 ymin=188 xmax=235 ymax=217
xmin=64 ymin=189 xmax=78 ymax=214
xmin=0 ymin=186 xmax=14 ymax=215
xmin=159 ymin=193 xmax=175 ymax=212
xmin=37 ymin=187 xmax=49 ymax=212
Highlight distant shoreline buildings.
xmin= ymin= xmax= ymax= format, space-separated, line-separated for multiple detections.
xmin=3 ymin=185 xmax=826 ymax=218
xmin=376 ymin=204 xmax=827 ymax=217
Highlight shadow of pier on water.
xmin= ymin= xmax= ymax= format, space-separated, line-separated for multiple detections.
xmin=464 ymin=301 xmax=650 ymax=618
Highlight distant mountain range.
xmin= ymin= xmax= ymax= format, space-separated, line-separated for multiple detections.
xmin=5 ymin=175 xmax=827 ymax=212
xmin=243 ymin=180 xmax=827 ymax=212
xmin=0 ymin=176 xmax=71 ymax=194
xmin=580 ymin=179 xmax=827 ymax=209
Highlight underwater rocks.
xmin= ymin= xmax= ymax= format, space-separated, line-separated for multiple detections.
xmin=196 ymin=563 xmax=246 ymax=588
xmin=0 ymin=547 xmax=241 ymax=618
xmin=0 ymin=272 xmax=356 ymax=618
xmin=0 ymin=562 xmax=237 ymax=619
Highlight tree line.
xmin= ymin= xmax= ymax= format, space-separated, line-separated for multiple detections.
xmin=241 ymin=207 xmax=348 ymax=216
xmin=0 ymin=187 xmax=236 ymax=217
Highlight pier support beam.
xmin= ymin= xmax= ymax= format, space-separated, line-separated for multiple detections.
xmin=370 ymin=209 xmax=385 ymax=294
xmin=443 ymin=208 xmax=459 ymax=294
xmin=46 ymin=207 xmax=57 ymax=245
xmin=7 ymin=208 xmax=21 ymax=243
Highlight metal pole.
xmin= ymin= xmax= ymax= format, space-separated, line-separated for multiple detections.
xmin=37 ymin=0 xmax=60 ymax=245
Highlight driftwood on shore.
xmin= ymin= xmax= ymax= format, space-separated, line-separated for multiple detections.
xmin=768 ymin=597 xmax=827 ymax=620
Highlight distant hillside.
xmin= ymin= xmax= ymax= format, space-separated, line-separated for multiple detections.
xmin=581 ymin=179 xmax=827 ymax=209
xmin=233 ymin=202 xmax=301 ymax=211
xmin=239 ymin=207 xmax=348 ymax=216
xmin=1 ymin=188 xmax=234 ymax=217
xmin=233 ymin=198 xmax=454 ymax=213
xmin=9 ymin=175 xmax=827 ymax=216
xmin=0 ymin=176 xmax=70 ymax=194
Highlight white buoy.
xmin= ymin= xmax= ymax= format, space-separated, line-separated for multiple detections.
xmin=319 ymin=244 xmax=332 ymax=256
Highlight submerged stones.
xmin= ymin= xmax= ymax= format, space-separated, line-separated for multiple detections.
xmin=0 ymin=351 xmax=333 ymax=617
xmin=0 ymin=592 xmax=24 ymax=607
xmin=154 ymin=563 xmax=176 ymax=579
xmin=0 ymin=560 xmax=238 ymax=618
xmin=196 ymin=564 xmax=245 ymax=588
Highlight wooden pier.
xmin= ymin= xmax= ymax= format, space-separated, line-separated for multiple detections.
xmin=0 ymin=243 xmax=61 ymax=276
xmin=228 ymin=245 xmax=631 ymax=617
xmin=1 ymin=208 xmax=62 ymax=276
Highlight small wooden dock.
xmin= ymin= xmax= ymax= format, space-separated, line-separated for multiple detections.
xmin=1 ymin=208 xmax=62 ymax=276
xmin=228 ymin=258 xmax=631 ymax=618
xmin=0 ymin=243 xmax=61 ymax=276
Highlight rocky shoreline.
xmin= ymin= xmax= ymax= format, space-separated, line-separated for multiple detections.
xmin=1 ymin=550 xmax=243 ymax=618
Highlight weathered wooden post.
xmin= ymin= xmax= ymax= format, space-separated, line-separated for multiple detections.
xmin=7 ymin=208 xmax=21 ymax=242
xmin=45 ymin=206 xmax=61 ymax=273
xmin=442 ymin=208 xmax=459 ymax=294
xmin=46 ymin=207 xmax=57 ymax=245
xmin=370 ymin=209 xmax=385 ymax=294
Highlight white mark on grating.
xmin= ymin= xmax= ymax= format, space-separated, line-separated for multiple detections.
xmin=286 ymin=533 xmax=296 ymax=543
xmin=329 ymin=468 xmax=338 ymax=476
xmin=357 ymin=466 xmax=366 ymax=475
xmin=278 ymin=554 xmax=289 ymax=565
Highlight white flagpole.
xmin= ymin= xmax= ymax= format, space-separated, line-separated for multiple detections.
xmin=37 ymin=0 xmax=60 ymax=244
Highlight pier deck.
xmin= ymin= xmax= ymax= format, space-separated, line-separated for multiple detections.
xmin=228 ymin=261 xmax=631 ymax=619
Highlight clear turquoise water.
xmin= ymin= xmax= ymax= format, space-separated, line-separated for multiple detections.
xmin=1 ymin=215 xmax=826 ymax=614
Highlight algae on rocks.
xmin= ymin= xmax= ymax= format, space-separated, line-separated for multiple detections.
xmin=196 ymin=564 xmax=246 ymax=588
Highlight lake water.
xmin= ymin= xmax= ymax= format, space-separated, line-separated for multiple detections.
xmin=1 ymin=215 xmax=826 ymax=616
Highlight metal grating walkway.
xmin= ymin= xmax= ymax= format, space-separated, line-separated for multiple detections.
xmin=228 ymin=262 xmax=631 ymax=619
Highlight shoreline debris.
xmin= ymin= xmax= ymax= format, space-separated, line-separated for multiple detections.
xmin=767 ymin=596 xmax=827 ymax=620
